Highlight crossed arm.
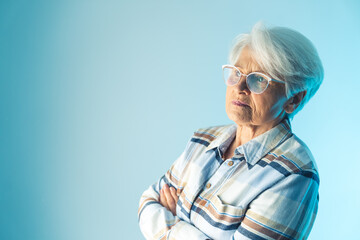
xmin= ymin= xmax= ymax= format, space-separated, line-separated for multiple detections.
xmin=139 ymin=173 xmax=319 ymax=240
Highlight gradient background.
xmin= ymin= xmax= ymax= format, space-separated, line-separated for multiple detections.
xmin=1 ymin=0 xmax=359 ymax=239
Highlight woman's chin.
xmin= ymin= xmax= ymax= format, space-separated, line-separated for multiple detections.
xmin=227 ymin=113 xmax=252 ymax=125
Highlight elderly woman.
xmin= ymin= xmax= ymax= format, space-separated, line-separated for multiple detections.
xmin=138 ymin=22 xmax=323 ymax=240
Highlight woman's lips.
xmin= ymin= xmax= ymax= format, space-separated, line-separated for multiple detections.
xmin=232 ymin=100 xmax=250 ymax=107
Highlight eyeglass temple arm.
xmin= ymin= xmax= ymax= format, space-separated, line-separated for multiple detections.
xmin=271 ymin=78 xmax=285 ymax=83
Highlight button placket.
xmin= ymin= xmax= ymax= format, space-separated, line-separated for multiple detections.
xmin=203 ymin=159 xmax=239 ymax=203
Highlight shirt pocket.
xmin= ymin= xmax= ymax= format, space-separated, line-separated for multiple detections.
xmin=205 ymin=195 xmax=246 ymax=228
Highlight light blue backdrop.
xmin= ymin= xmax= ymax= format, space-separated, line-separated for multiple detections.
xmin=1 ymin=0 xmax=359 ymax=239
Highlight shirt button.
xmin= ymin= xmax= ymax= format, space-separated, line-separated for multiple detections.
xmin=206 ymin=183 xmax=211 ymax=189
xmin=228 ymin=161 xmax=234 ymax=166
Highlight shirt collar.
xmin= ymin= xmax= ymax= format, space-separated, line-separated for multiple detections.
xmin=205 ymin=118 xmax=293 ymax=166
xmin=205 ymin=124 xmax=237 ymax=153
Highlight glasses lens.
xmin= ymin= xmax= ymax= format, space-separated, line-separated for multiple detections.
xmin=247 ymin=73 xmax=269 ymax=94
xmin=223 ymin=66 xmax=240 ymax=86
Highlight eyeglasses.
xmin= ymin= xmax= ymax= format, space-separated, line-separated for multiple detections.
xmin=222 ymin=65 xmax=285 ymax=94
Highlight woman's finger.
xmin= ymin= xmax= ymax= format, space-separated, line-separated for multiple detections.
xmin=170 ymin=187 xmax=178 ymax=202
xmin=159 ymin=188 xmax=169 ymax=210
xmin=163 ymin=185 xmax=176 ymax=215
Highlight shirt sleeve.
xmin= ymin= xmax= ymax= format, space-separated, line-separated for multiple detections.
xmin=232 ymin=172 xmax=319 ymax=240
xmin=138 ymin=146 xmax=211 ymax=240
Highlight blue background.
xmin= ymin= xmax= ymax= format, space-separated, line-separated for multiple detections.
xmin=1 ymin=0 xmax=359 ymax=239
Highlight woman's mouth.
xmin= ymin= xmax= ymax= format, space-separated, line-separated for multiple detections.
xmin=232 ymin=100 xmax=250 ymax=107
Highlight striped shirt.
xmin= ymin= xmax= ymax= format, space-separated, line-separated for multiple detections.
xmin=138 ymin=119 xmax=319 ymax=240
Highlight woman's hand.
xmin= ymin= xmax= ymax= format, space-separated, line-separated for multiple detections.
xmin=159 ymin=184 xmax=178 ymax=216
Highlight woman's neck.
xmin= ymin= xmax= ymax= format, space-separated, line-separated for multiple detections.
xmin=234 ymin=116 xmax=284 ymax=147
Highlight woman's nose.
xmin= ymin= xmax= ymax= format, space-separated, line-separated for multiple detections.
xmin=236 ymin=75 xmax=251 ymax=94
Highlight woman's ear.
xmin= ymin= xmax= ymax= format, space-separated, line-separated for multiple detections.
xmin=284 ymin=91 xmax=307 ymax=114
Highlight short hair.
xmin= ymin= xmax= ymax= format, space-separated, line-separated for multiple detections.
xmin=229 ymin=22 xmax=324 ymax=119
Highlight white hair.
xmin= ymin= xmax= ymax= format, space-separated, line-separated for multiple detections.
xmin=229 ymin=22 xmax=324 ymax=119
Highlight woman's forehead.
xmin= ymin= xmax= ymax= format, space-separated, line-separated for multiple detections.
xmin=234 ymin=47 xmax=262 ymax=72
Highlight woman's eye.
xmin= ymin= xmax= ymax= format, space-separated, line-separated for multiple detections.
xmin=257 ymin=77 xmax=265 ymax=82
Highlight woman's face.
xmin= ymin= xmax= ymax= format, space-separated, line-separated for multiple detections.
xmin=225 ymin=47 xmax=290 ymax=130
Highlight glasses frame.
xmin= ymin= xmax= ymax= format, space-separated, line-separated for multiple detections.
xmin=222 ymin=64 xmax=285 ymax=94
